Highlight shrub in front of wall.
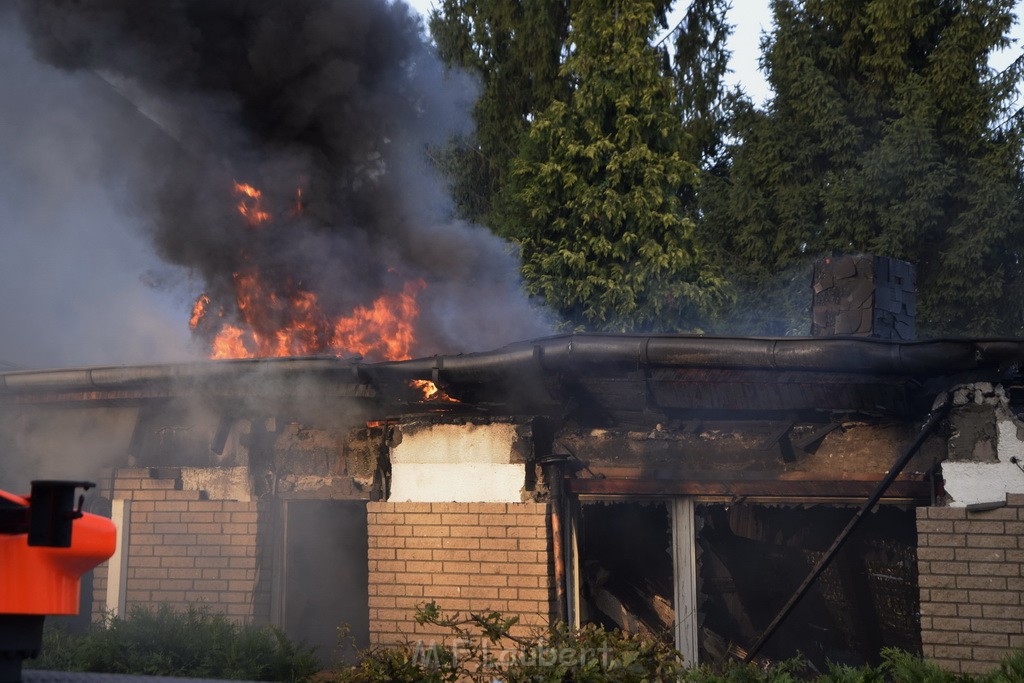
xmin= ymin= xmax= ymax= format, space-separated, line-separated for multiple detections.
xmin=503 ymin=621 xmax=689 ymax=682
xmin=27 ymin=604 xmax=320 ymax=681
xmin=977 ymin=649 xmax=1024 ymax=683
xmin=820 ymin=648 xmax=1024 ymax=683
xmin=333 ymin=602 xmax=701 ymax=682
xmin=329 ymin=603 xmax=1024 ymax=683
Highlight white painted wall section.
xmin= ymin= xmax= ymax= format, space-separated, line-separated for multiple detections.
xmin=389 ymin=422 xmax=525 ymax=503
xmin=943 ymin=416 xmax=1024 ymax=506
xmin=389 ymin=463 xmax=525 ymax=503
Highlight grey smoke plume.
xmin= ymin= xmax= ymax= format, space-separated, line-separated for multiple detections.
xmin=16 ymin=0 xmax=552 ymax=361
xmin=0 ymin=3 xmax=195 ymax=369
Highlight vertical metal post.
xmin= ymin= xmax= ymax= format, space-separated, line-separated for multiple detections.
xmin=545 ymin=461 xmax=568 ymax=623
xmin=104 ymin=499 xmax=130 ymax=617
xmin=563 ymin=497 xmax=581 ymax=630
xmin=672 ymin=497 xmax=698 ymax=666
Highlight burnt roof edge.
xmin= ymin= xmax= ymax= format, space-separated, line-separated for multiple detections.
xmin=0 ymin=356 xmax=363 ymax=394
xmin=372 ymin=334 xmax=1023 ymax=380
xmin=2 ymin=334 xmax=1022 ymax=397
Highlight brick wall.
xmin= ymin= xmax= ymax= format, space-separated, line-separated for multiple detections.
xmin=91 ymin=468 xmax=270 ymax=622
xmin=917 ymin=493 xmax=1024 ymax=674
xmin=367 ymin=502 xmax=555 ymax=647
xmin=92 ymin=553 xmax=108 ymax=620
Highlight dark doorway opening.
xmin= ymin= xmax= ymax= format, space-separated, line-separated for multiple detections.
xmin=281 ymin=499 xmax=369 ymax=664
xmin=577 ymin=501 xmax=675 ymax=643
xmin=696 ymin=503 xmax=920 ymax=669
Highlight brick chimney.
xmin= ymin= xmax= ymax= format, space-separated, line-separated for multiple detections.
xmin=811 ymin=255 xmax=915 ymax=340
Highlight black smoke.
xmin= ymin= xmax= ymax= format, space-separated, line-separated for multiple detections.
xmin=16 ymin=0 xmax=551 ymax=359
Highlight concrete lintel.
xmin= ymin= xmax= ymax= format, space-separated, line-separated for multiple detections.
xmin=389 ymin=463 xmax=524 ymax=502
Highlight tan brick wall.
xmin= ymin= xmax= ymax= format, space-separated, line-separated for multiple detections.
xmin=90 ymin=468 xmax=268 ymax=622
xmin=367 ymin=501 xmax=556 ymax=647
xmin=917 ymin=493 xmax=1024 ymax=675
xmin=91 ymin=556 xmax=108 ymax=620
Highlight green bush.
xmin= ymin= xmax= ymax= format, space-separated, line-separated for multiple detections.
xmin=28 ymin=602 xmax=1024 ymax=683
xmin=27 ymin=604 xmax=319 ymax=681
xmin=977 ymin=649 xmax=1024 ymax=683
xmin=329 ymin=603 xmax=1024 ymax=683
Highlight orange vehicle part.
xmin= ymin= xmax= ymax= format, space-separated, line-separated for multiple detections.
xmin=0 ymin=485 xmax=116 ymax=615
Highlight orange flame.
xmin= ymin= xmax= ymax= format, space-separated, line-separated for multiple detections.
xmin=194 ymin=271 xmax=427 ymax=361
xmin=190 ymin=181 xmax=429 ymax=363
xmin=409 ymin=379 xmax=459 ymax=402
xmin=189 ymin=294 xmax=210 ymax=330
xmin=411 ymin=379 xmax=437 ymax=398
xmin=233 ymin=182 xmax=271 ymax=226
xmin=331 ymin=280 xmax=425 ymax=361
xmin=211 ymin=325 xmax=250 ymax=360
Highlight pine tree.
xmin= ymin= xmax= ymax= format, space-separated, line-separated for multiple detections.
xmin=428 ymin=1 xmax=573 ymax=224
xmin=701 ymin=0 xmax=1024 ymax=336
xmin=501 ymin=0 xmax=730 ymax=332
xmin=673 ymin=0 xmax=735 ymax=171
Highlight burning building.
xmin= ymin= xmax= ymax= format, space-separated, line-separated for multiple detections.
xmin=2 ymin=0 xmax=1023 ymax=675
xmin=1 ymin=256 xmax=1023 ymax=673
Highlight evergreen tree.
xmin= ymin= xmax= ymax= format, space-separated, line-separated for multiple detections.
xmin=672 ymin=0 xmax=735 ymax=171
xmin=428 ymin=1 xmax=573 ymax=223
xmin=500 ymin=0 xmax=730 ymax=332
xmin=701 ymin=0 xmax=1024 ymax=336
xmin=428 ymin=1 xmax=678 ymax=227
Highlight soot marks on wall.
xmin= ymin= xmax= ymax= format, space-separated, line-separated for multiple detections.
xmin=696 ymin=504 xmax=920 ymax=668
xmin=942 ymin=383 xmax=1024 ymax=505
xmin=557 ymin=422 xmax=943 ymax=482
xmin=130 ymin=402 xmax=250 ymax=468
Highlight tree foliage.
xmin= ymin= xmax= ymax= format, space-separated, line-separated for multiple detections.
xmin=428 ymin=1 xmax=687 ymax=227
xmin=431 ymin=0 xmax=1024 ymax=336
xmin=428 ymin=0 xmax=574 ymax=223
xmin=497 ymin=0 xmax=731 ymax=332
xmin=673 ymin=0 xmax=736 ymax=172
xmin=701 ymin=0 xmax=1024 ymax=336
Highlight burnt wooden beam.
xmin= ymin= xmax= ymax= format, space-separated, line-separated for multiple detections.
xmin=793 ymin=422 xmax=842 ymax=454
xmin=578 ymin=466 xmax=932 ymax=483
xmin=565 ymin=477 xmax=932 ymax=501
xmin=762 ymin=414 xmax=798 ymax=463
